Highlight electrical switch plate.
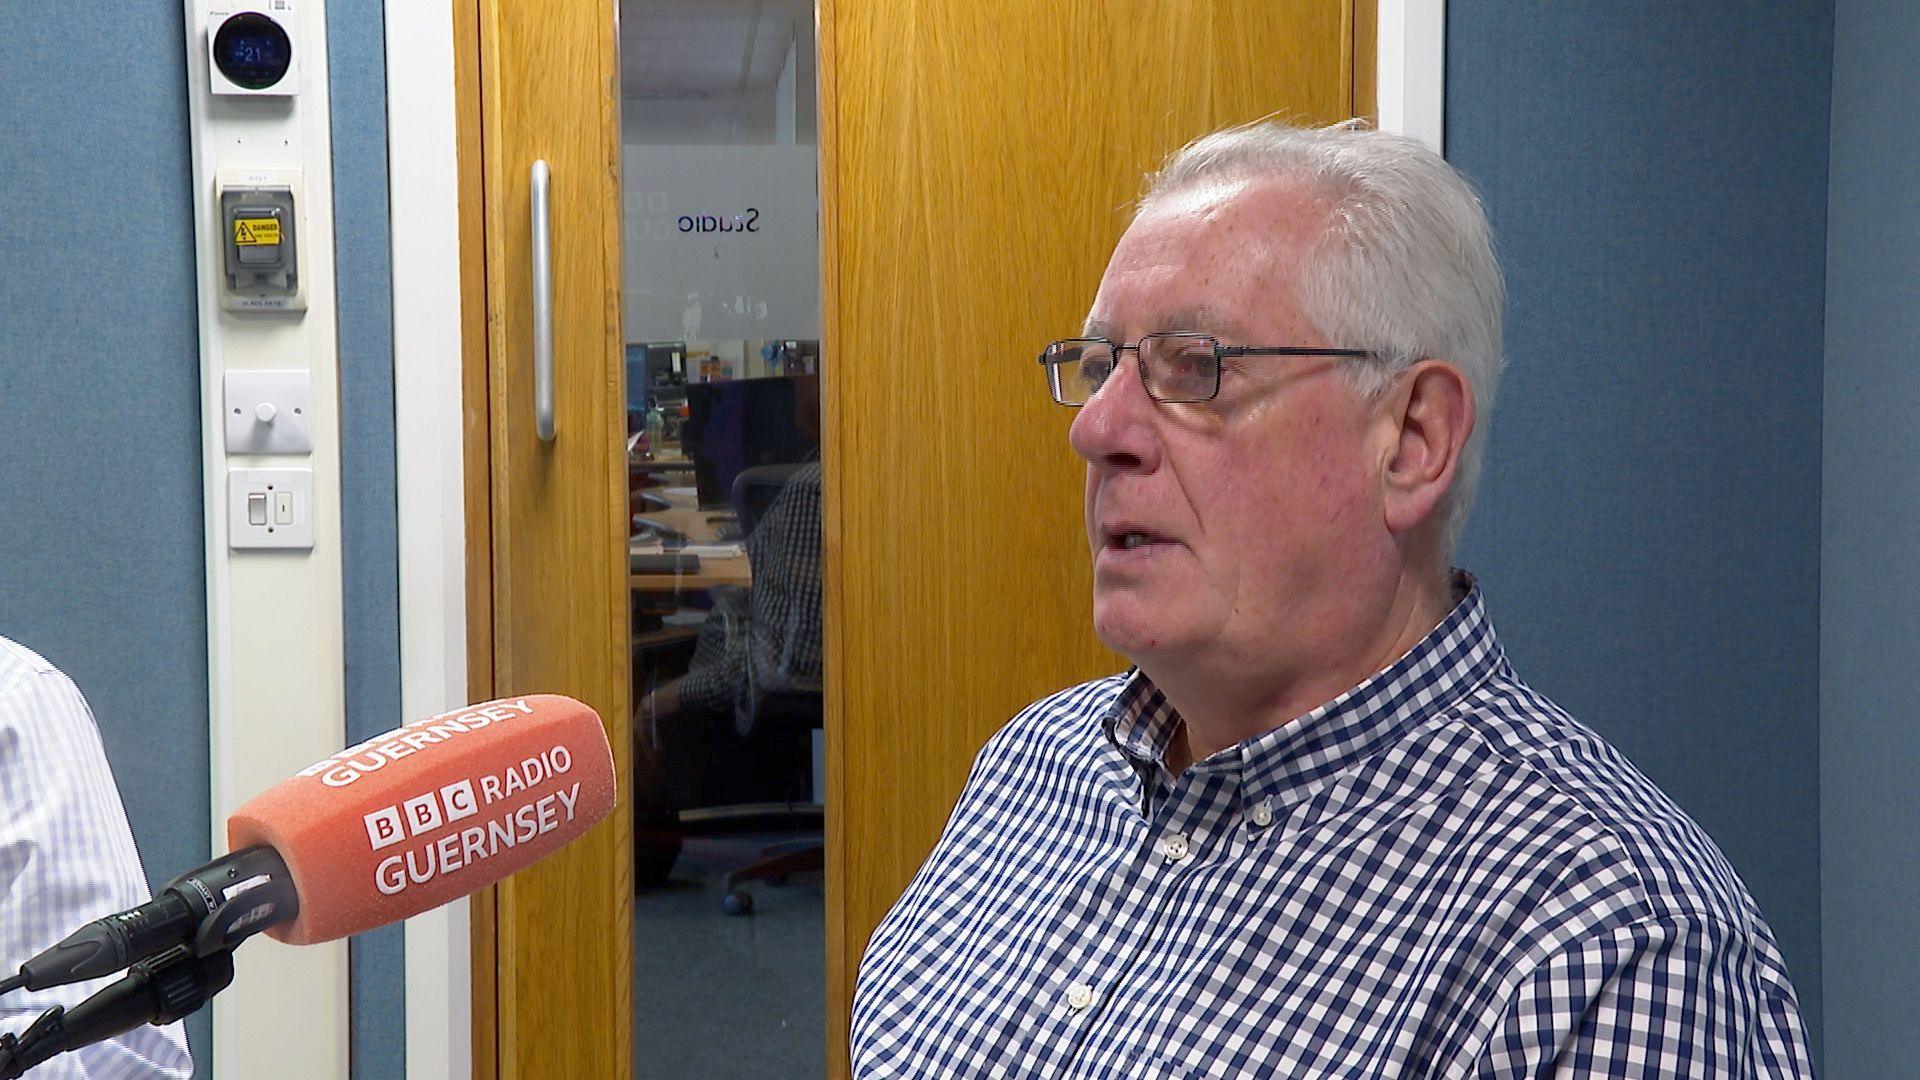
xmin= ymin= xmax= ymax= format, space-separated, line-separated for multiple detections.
xmin=224 ymin=370 xmax=313 ymax=454
xmin=229 ymin=467 xmax=313 ymax=550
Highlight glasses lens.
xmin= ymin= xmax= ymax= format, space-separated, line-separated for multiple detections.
xmin=1045 ymin=340 xmax=1115 ymax=405
xmin=1140 ymin=334 xmax=1219 ymax=401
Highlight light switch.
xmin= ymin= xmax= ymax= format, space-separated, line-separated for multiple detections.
xmin=229 ymin=468 xmax=314 ymax=550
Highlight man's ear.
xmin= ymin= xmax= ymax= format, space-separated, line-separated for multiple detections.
xmin=1380 ymin=360 xmax=1474 ymax=536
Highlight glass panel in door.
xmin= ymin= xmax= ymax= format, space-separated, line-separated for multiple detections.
xmin=618 ymin=2 xmax=825 ymax=1075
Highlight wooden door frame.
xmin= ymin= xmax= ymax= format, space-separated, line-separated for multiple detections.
xmin=451 ymin=0 xmax=497 ymax=1070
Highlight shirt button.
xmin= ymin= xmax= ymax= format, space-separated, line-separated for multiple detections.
xmin=1251 ymin=800 xmax=1273 ymax=827
xmin=1158 ymin=833 xmax=1190 ymax=862
xmin=1065 ymin=983 xmax=1095 ymax=1011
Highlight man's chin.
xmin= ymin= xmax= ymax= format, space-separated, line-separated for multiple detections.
xmin=1091 ymin=600 xmax=1194 ymax=663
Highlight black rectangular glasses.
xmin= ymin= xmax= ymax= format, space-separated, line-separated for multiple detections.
xmin=1039 ymin=331 xmax=1378 ymax=406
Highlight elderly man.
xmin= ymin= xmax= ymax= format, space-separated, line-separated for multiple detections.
xmin=851 ymin=122 xmax=1813 ymax=1077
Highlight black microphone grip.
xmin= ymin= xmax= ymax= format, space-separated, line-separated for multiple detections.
xmin=8 ymin=846 xmax=295 ymax=994
xmin=1 ymin=947 xmax=234 ymax=1079
xmin=10 ymin=897 xmax=196 ymax=994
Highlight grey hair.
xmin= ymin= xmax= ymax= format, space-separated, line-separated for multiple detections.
xmin=1140 ymin=119 xmax=1505 ymax=559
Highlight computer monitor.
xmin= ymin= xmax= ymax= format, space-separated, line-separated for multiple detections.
xmin=682 ymin=375 xmax=819 ymax=511
xmin=627 ymin=341 xmax=688 ymax=410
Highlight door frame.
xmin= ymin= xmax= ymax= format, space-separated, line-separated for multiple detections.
xmin=381 ymin=1 xmax=1438 ymax=1076
xmin=382 ymin=0 xmax=475 ymax=1077
xmin=1377 ymin=0 xmax=1447 ymax=150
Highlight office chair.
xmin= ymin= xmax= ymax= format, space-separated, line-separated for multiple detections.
xmin=729 ymin=461 xmax=810 ymax=531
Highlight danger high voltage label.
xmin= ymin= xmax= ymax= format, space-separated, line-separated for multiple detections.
xmin=234 ymin=218 xmax=281 ymax=246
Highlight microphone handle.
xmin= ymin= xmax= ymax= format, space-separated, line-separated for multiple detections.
xmin=2 ymin=946 xmax=234 ymax=1078
xmin=13 ymin=892 xmax=196 ymax=992
xmin=12 ymin=844 xmax=295 ymax=994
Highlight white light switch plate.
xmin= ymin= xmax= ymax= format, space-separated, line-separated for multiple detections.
xmin=225 ymin=370 xmax=313 ymax=454
xmin=229 ymin=467 xmax=314 ymax=550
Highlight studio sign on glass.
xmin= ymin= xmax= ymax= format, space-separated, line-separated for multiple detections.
xmin=676 ymin=208 xmax=761 ymax=233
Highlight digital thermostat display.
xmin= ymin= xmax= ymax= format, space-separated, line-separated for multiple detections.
xmin=213 ymin=13 xmax=292 ymax=89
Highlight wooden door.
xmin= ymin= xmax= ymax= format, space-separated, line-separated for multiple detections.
xmin=457 ymin=0 xmax=632 ymax=1075
xmin=819 ymin=1 xmax=1367 ymax=1073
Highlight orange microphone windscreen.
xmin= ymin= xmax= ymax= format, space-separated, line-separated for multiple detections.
xmin=227 ymin=694 xmax=615 ymax=945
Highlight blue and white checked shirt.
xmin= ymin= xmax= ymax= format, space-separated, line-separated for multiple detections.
xmin=853 ymin=577 xmax=1813 ymax=1077
xmin=0 ymin=638 xmax=193 ymax=1078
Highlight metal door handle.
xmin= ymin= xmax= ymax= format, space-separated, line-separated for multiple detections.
xmin=530 ymin=159 xmax=555 ymax=441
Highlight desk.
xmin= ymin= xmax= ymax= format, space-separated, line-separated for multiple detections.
xmin=635 ymin=459 xmax=695 ymax=473
xmin=634 ymin=505 xmax=719 ymax=540
xmin=628 ymin=558 xmax=752 ymax=592
xmin=632 ymin=452 xmax=696 ymax=476
xmin=630 ymin=502 xmax=752 ymax=592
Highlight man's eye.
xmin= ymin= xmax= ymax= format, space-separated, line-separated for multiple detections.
xmin=1076 ymin=358 xmax=1113 ymax=388
xmin=1158 ymin=349 xmax=1215 ymax=383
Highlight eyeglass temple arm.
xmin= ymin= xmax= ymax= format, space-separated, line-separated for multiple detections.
xmin=1218 ymin=346 xmax=1378 ymax=358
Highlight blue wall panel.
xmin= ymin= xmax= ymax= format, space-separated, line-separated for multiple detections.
xmin=1446 ymin=3 xmax=1829 ymax=1054
xmin=1821 ymin=3 xmax=1920 ymax=1076
xmin=0 ymin=2 xmax=405 ymax=1072
xmin=0 ymin=7 xmax=215 ymax=1071
xmin=326 ymin=0 xmax=406 ymax=1074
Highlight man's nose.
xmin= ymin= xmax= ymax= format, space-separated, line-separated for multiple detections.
xmin=1068 ymin=359 xmax=1162 ymax=473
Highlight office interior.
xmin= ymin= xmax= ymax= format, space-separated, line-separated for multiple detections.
xmin=3 ymin=1 xmax=1916 ymax=1078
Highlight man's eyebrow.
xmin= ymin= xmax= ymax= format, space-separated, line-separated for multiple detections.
xmin=1160 ymin=306 xmax=1254 ymax=341
xmin=1082 ymin=308 xmax=1253 ymax=342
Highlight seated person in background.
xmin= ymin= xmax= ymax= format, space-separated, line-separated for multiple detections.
xmin=640 ymin=458 xmax=823 ymax=750
xmin=0 ymin=636 xmax=194 ymax=1077
xmin=852 ymin=121 xmax=1813 ymax=1077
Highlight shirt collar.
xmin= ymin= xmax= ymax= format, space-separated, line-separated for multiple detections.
xmin=1102 ymin=570 xmax=1504 ymax=817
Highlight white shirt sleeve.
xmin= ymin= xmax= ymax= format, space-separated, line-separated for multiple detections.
xmin=0 ymin=637 xmax=194 ymax=1078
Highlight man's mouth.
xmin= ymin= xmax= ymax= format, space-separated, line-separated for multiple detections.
xmin=1103 ymin=526 xmax=1174 ymax=551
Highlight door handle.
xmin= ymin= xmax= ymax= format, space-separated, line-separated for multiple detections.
xmin=530 ymin=159 xmax=555 ymax=441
